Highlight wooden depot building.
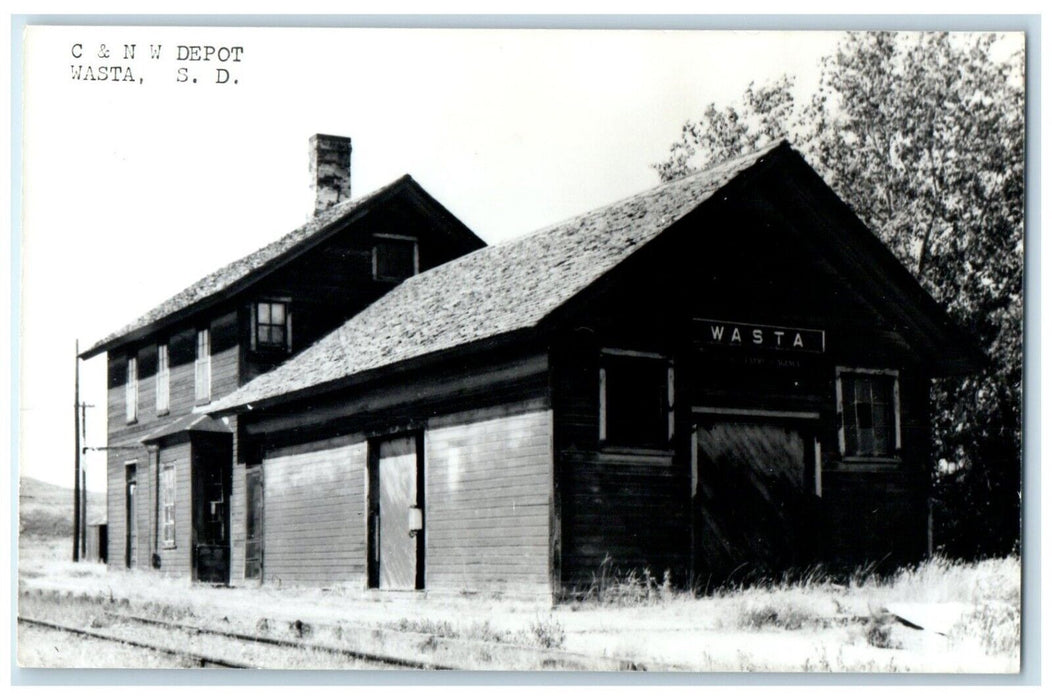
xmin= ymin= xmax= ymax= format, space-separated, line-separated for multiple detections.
xmin=81 ymin=136 xmax=981 ymax=600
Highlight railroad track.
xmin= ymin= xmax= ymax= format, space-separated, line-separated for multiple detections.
xmin=20 ymin=595 xmax=668 ymax=670
xmin=19 ymin=616 xmax=251 ymax=668
xmin=19 ymin=613 xmax=449 ymax=670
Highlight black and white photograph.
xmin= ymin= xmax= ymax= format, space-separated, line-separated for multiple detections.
xmin=14 ymin=19 xmax=1028 ymax=676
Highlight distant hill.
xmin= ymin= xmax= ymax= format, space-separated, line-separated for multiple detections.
xmin=19 ymin=476 xmax=105 ymax=539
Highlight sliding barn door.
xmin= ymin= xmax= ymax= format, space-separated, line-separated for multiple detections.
xmin=694 ymin=419 xmax=817 ymax=581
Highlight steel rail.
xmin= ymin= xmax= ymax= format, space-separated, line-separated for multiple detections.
xmin=18 ymin=615 xmax=252 ymax=668
xmin=107 ymin=612 xmax=456 ymax=670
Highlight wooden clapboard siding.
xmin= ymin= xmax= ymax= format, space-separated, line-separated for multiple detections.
xmin=261 ymin=439 xmax=368 ymax=586
xmin=547 ymin=194 xmax=941 ymax=587
xmin=100 ymin=191 xmax=482 ymax=580
xmin=425 ymin=408 xmax=553 ymax=596
xmin=246 ymin=349 xmax=551 ymax=441
xmin=166 ymin=328 xmax=199 ymax=415
xmin=209 ymin=311 xmax=240 ymax=400
xmin=228 ymin=457 xmax=247 ymax=585
xmin=105 ymin=319 xmax=240 ymax=572
xmin=557 ymin=448 xmax=687 ymax=588
xmin=821 ymin=469 xmax=927 ymax=566
xmin=105 ymin=352 xmax=153 ymax=571
xmin=153 ymin=440 xmax=192 ymax=577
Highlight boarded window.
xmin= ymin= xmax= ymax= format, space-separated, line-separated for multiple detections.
xmin=600 ymin=352 xmax=674 ymax=448
xmin=373 ymin=235 xmax=418 ymax=282
xmin=125 ymin=356 xmax=138 ymax=423
xmin=161 ymin=463 xmax=176 ymax=548
xmin=195 ymin=328 xmax=211 ymax=403
xmin=156 ymin=344 xmax=170 ymax=414
xmin=838 ymin=370 xmax=899 ymax=458
xmin=254 ymin=301 xmax=290 ymax=350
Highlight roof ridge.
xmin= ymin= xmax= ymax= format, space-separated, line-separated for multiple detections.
xmin=81 ymin=175 xmax=415 ymax=357
xmin=490 ymin=139 xmax=787 ymax=250
xmin=205 ymin=143 xmax=786 ymax=415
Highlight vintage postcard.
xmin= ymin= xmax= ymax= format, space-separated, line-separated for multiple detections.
xmin=16 ymin=22 xmax=1026 ymax=674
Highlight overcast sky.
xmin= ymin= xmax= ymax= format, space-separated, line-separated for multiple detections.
xmin=20 ymin=27 xmax=859 ymax=492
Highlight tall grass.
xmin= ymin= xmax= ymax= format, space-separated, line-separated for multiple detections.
xmin=568 ymin=553 xmax=1020 ymax=660
xmin=570 ymin=555 xmax=676 ymax=606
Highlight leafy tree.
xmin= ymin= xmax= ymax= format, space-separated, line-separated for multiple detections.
xmin=656 ymin=32 xmax=1024 ymax=558
xmin=654 ymin=76 xmax=798 ymax=181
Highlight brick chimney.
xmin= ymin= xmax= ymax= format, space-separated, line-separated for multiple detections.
xmin=309 ymin=134 xmax=352 ymax=217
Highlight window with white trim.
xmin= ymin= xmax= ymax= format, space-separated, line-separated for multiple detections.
xmin=160 ymin=463 xmax=176 ymax=548
xmin=599 ymin=350 xmax=674 ymax=448
xmin=195 ymin=328 xmax=211 ymax=404
xmin=836 ymin=368 xmax=901 ymax=458
xmin=372 ymin=234 xmax=419 ymax=282
xmin=156 ymin=343 xmax=170 ymax=414
xmin=253 ymin=300 xmax=291 ymax=352
xmin=125 ymin=356 xmax=138 ymax=423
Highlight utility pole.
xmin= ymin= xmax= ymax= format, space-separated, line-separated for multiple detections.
xmin=80 ymin=400 xmax=89 ymax=558
xmin=73 ymin=340 xmax=80 ymax=562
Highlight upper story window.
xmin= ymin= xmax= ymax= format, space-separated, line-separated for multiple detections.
xmin=372 ymin=234 xmax=419 ymax=282
xmin=125 ymin=356 xmax=138 ymax=423
xmin=599 ymin=349 xmax=675 ymax=449
xmin=195 ymin=328 xmax=211 ymax=404
xmin=156 ymin=343 xmax=170 ymax=415
xmin=253 ymin=300 xmax=291 ymax=352
xmin=836 ymin=368 xmax=901 ymax=459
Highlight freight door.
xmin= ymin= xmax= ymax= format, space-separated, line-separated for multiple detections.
xmin=370 ymin=435 xmax=423 ymax=590
xmin=125 ymin=466 xmax=137 ymax=569
xmin=693 ymin=417 xmax=817 ymax=582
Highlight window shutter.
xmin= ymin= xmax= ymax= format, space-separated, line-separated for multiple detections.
xmin=249 ymin=303 xmax=257 ymax=352
xmin=286 ymin=304 xmax=292 ymax=351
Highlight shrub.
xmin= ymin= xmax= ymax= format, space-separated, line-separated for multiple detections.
xmin=736 ymin=600 xmax=817 ymax=631
xmin=530 ymin=617 xmax=566 ymax=649
xmin=865 ymin=622 xmax=901 ymax=649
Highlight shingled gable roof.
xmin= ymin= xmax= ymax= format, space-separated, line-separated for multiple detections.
xmin=80 ymin=175 xmax=481 ymax=359
xmin=204 ymin=142 xmax=787 ymax=415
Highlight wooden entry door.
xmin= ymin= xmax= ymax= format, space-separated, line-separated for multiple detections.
xmin=125 ymin=465 xmax=137 ymax=569
xmin=192 ymin=441 xmax=232 ymax=584
xmin=370 ymin=435 xmax=424 ymax=590
xmin=693 ymin=418 xmax=817 ymax=582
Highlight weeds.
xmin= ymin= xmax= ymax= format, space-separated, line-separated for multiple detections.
xmin=736 ymin=601 xmax=818 ymax=631
xmin=865 ymin=622 xmax=901 ymax=649
xmin=529 ymin=617 xmax=566 ymax=649
xmin=392 ymin=615 xmax=566 ymax=650
xmin=951 ymin=601 xmax=1020 ymax=656
xmin=393 ymin=617 xmax=455 ymax=638
xmin=577 ymin=555 xmax=677 ymax=606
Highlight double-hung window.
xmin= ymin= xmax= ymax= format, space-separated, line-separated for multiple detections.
xmin=195 ymin=328 xmax=211 ymax=404
xmin=836 ymin=368 xmax=901 ymax=459
xmin=125 ymin=356 xmax=138 ymax=423
xmin=160 ymin=463 xmax=176 ymax=548
xmin=156 ymin=343 xmax=170 ymax=415
xmin=599 ymin=349 xmax=675 ymax=448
